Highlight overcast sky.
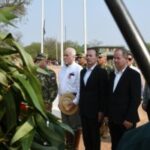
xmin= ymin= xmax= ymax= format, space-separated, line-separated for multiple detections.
xmin=10 ymin=0 xmax=150 ymax=49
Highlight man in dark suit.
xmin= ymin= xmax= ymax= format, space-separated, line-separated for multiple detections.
xmin=79 ymin=48 xmax=108 ymax=150
xmin=107 ymin=48 xmax=141 ymax=150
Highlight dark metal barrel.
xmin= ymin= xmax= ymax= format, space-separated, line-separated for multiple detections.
xmin=105 ymin=0 xmax=150 ymax=85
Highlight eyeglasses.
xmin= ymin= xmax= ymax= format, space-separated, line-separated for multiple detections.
xmin=128 ymin=57 xmax=132 ymax=61
xmin=78 ymin=57 xmax=83 ymax=59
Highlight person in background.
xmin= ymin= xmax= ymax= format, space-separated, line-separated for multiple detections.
xmin=107 ymin=48 xmax=141 ymax=150
xmin=127 ymin=52 xmax=145 ymax=96
xmin=58 ymin=47 xmax=82 ymax=150
xmin=142 ymin=83 xmax=150 ymax=120
xmin=34 ymin=53 xmax=58 ymax=112
xmin=98 ymin=52 xmax=113 ymax=139
xmin=98 ymin=52 xmax=113 ymax=75
xmin=79 ymin=48 xmax=108 ymax=150
xmin=77 ymin=53 xmax=87 ymax=67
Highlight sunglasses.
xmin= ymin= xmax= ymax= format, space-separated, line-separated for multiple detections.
xmin=128 ymin=57 xmax=132 ymax=61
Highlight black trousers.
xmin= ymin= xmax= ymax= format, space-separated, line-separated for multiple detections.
xmin=109 ymin=121 xmax=136 ymax=150
xmin=80 ymin=116 xmax=101 ymax=150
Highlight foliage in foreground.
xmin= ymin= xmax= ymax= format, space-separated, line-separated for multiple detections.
xmin=0 ymin=6 xmax=72 ymax=150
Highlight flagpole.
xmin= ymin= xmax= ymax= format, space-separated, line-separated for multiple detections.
xmin=41 ymin=0 xmax=44 ymax=54
xmin=83 ymin=0 xmax=87 ymax=54
xmin=60 ymin=0 xmax=64 ymax=66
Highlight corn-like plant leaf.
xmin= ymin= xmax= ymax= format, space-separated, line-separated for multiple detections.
xmin=35 ymin=114 xmax=64 ymax=146
xmin=0 ymin=33 xmax=35 ymax=73
xmin=11 ymin=116 xmax=34 ymax=144
xmin=0 ymin=69 xmax=8 ymax=87
xmin=21 ymin=129 xmax=35 ymax=150
xmin=0 ymin=102 xmax=6 ymax=120
xmin=0 ymin=47 xmax=17 ymax=55
xmin=31 ymin=142 xmax=57 ymax=150
xmin=11 ymin=40 xmax=35 ymax=72
xmin=47 ymin=113 xmax=73 ymax=135
xmin=13 ymin=73 xmax=46 ymax=118
xmin=3 ymin=91 xmax=17 ymax=133
xmin=0 ymin=6 xmax=17 ymax=26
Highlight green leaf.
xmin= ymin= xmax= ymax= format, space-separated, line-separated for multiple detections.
xmin=35 ymin=114 xmax=65 ymax=146
xmin=3 ymin=91 xmax=17 ymax=133
xmin=11 ymin=116 xmax=34 ymax=144
xmin=0 ymin=6 xmax=17 ymax=26
xmin=31 ymin=142 xmax=58 ymax=150
xmin=11 ymin=40 xmax=35 ymax=72
xmin=0 ymin=69 xmax=8 ymax=87
xmin=0 ymin=47 xmax=17 ymax=55
xmin=13 ymin=73 xmax=46 ymax=118
xmin=21 ymin=129 xmax=35 ymax=150
xmin=59 ymin=122 xmax=74 ymax=135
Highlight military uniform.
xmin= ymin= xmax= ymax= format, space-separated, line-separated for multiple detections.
xmin=100 ymin=64 xmax=113 ymax=75
xmin=37 ymin=66 xmax=58 ymax=112
xmin=100 ymin=64 xmax=113 ymax=139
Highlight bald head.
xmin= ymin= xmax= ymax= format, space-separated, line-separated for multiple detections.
xmin=64 ymin=47 xmax=76 ymax=65
xmin=65 ymin=47 xmax=76 ymax=56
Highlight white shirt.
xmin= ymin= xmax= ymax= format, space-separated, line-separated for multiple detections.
xmin=84 ymin=63 xmax=97 ymax=85
xmin=113 ymin=66 xmax=127 ymax=92
xmin=130 ymin=65 xmax=145 ymax=97
xmin=58 ymin=62 xmax=82 ymax=104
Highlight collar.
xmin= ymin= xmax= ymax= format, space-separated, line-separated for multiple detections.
xmin=115 ymin=65 xmax=127 ymax=74
xmin=64 ymin=61 xmax=75 ymax=68
xmin=86 ymin=63 xmax=97 ymax=71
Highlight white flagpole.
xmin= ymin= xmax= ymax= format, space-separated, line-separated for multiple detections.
xmin=55 ymin=38 xmax=58 ymax=62
xmin=83 ymin=0 xmax=87 ymax=54
xmin=41 ymin=0 xmax=45 ymax=54
xmin=60 ymin=0 xmax=64 ymax=66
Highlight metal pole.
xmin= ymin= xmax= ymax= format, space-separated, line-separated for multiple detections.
xmin=60 ymin=0 xmax=64 ymax=66
xmin=83 ymin=0 xmax=87 ymax=54
xmin=55 ymin=38 xmax=58 ymax=62
xmin=105 ymin=0 xmax=150 ymax=85
xmin=41 ymin=0 xmax=44 ymax=54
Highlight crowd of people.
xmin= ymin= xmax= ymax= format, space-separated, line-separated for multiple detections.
xmin=35 ymin=47 xmax=149 ymax=150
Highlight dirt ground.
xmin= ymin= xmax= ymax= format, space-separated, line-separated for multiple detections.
xmin=51 ymin=65 xmax=148 ymax=150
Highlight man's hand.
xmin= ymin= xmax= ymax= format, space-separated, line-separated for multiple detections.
xmin=98 ymin=112 xmax=104 ymax=122
xmin=123 ymin=120 xmax=133 ymax=129
xmin=67 ymin=102 xmax=77 ymax=111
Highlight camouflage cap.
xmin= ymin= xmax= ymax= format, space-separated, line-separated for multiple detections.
xmin=77 ymin=53 xmax=86 ymax=58
xmin=35 ymin=53 xmax=47 ymax=60
xmin=99 ymin=52 xmax=107 ymax=57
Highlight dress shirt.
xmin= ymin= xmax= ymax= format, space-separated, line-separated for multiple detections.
xmin=113 ymin=66 xmax=127 ymax=92
xmin=58 ymin=62 xmax=82 ymax=104
xmin=84 ymin=63 xmax=97 ymax=85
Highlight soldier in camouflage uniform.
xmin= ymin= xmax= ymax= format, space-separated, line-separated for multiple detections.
xmin=98 ymin=53 xmax=113 ymax=75
xmin=98 ymin=53 xmax=113 ymax=139
xmin=35 ymin=53 xmax=58 ymax=112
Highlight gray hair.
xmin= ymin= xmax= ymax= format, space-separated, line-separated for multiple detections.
xmin=65 ymin=47 xmax=76 ymax=56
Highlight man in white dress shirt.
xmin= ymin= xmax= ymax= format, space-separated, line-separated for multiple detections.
xmin=58 ymin=47 xmax=82 ymax=150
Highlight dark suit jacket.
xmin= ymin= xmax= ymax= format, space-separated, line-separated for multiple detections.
xmin=117 ymin=123 xmax=150 ymax=150
xmin=107 ymin=67 xmax=141 ymax=124
xmin=79 ymin=65 xmax=108 ymax=118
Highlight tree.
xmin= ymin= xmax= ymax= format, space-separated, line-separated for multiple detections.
xmin=25 ymin=42 xmax=41 ymax=59
xmin=87 ymin=39 xmax=103 ymax=47
xmin=0 ymin=0 xmax=31 ymax=16
xmin=64 ymin=40 xmax=83 ymax=54
xmin=147 ymin=43 xmax=150 ymax=52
